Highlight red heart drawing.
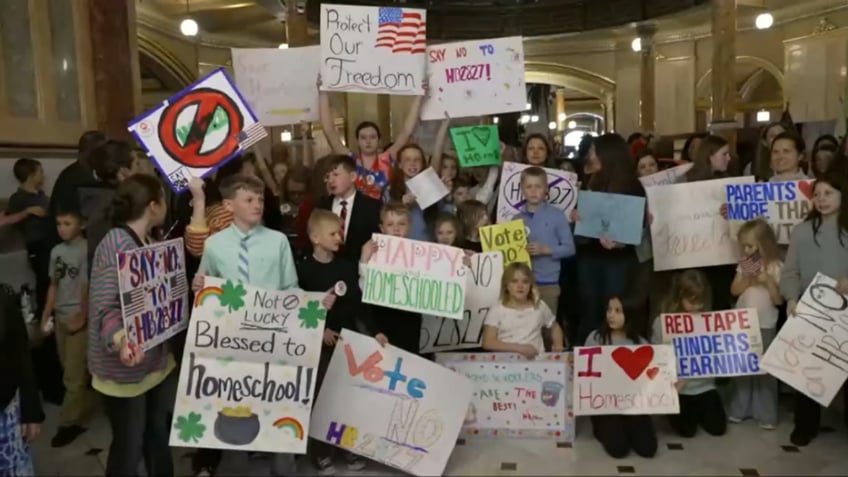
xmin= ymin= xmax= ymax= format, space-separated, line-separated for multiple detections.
xmin=611 ymin=346 xmax=654 ymax=381
xmin=646 ymin=367 xmax=660 ymax=380
xmin=798 ymin=180 xmax=815 ymax=200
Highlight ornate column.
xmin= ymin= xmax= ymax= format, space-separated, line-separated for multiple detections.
xmin=710 ymin=0 xmax=737 ymax=147
xmin=555 ymin=89 xmax=566 ymax=132
xmin=638 ymin=24 xmax=657 ymax=134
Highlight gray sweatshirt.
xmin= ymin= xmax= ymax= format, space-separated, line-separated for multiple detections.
xmin=780 ymin=216 xmax=848 ymax=301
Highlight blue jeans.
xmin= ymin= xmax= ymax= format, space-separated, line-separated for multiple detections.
xmin=576 ymin=254 xmax=633 ymax=345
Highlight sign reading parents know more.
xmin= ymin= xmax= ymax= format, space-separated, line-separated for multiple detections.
xmin=497 ymin=162 xmax=578 ymax=224
xmin=309 ymin=329 xmax=473 ymax=476
xmin=170 ymin=278 xmax=328 ymax=454
xmin=480 ymin=220 xmax=531 ymax=268
xmin=724 ymin=180 xmax=814 ymax=244
xmin=128 ymin=68 xmax=267 ymax=193
xmin=421 ymin=36 xmax=525 ymax=120
xmin=574 ymin=191 xmax=646 ymax=245
xmin=118 ymin=238 xmax=188 ymax=351
xmin=436 ymin=353 xmax=574 ymax=442
xmin=661 ymin=308 xmax=763 ymax=379
xmin=362 ymin=234 xmax=467 ymax=320
xmin=320 ymin=4 xmax=427 ymax=95
xmin=647 ymin=176 xmax=755 ymax=271
xmin=420 ymin=252 xmax=503 ymax=353
xmin=231 ymin=46 xmax=320 ymax=126
xmin=761 ymin=273 xmax=848 ymax=406
xmin=572 ymin=345 xmax=679 ymax=416
xmin=450 ymin=125 xmax=501 ymax=168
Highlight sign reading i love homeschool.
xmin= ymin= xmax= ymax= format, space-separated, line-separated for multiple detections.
xmin=724 ymin=180 xmax=814 ymax=245
xmin=362 ymin=234 xmax=467 ymax=320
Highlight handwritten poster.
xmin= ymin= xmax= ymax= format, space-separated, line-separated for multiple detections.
xmin=572 ymin=345 xmax=679 ymax=416
xmin=436 ymin=353 xmax=574 ymax=441
xmin=480 ymin=220 xmax=531 ymax=268
xmin=231 ymin=46 xmax=320 ymax=126
xmin=725 ymin=180 xmax=814 ymax=244
xmin=319 ymin=4 xmax=427 ymax=95
xmin=497 ymin=162 xmax=578 ymax=224
xmin=406 ymin=167 xmax=449 ymax=209
xmin=638 ymin=163 xmax=693 ymax=188
xmin=647 ymin=176 xmax=755 ymax=271
xmin=117 ymin=238 xmax=188 ymax=351
xmin=420 ymin=252 xmax=503 ymax=353
xmin=362 ymin=234 xmax=467 ymax=320
xmin=450 ymin=125 xmax=501 ymax=168
xmin=660 ymin=308 xmax=763 ymax=378
xmin=761 ymin=273 xmax=848 ymax=406
xmin=309 ymin=329 xmax=474 ymax=476
xmin=128 ymin=68 xmax=266 ymax=193
xmin=170 ymin=278 xmax=327 ymax=453
xmin=421 ymin=36 xmax=525 ymax=120
xmin=574 ymin=191 xmax=646 ymax=245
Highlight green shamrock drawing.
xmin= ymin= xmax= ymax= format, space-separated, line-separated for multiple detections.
xmin=298 ymin=300 xmax=326 ymax=329
xmin=174 ymin=412 xmax=206 ymax=443
xmin=220 ymin=280 xmax=247 ymax=312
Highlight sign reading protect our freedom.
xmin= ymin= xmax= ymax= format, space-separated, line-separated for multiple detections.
xmin=128 ymin=68 xmax=267 ymax=193
xmin=725 ymin=180 xmax=814 ymax=244
xmin=450 ymin=125 xmax=501 ymax=168
xmin=497 ymin=162 xmax=579 ymax=224
xmin=169 ymin=277 xmax=328 ymax=453
xmin=436 ymin=353 xmax=574 ymax=442
xmin=117 ymin=238 xmax=188 ymax=351
xmin=660 ymin=308 xmax=763 ymax=378
xmin=319 ymin=4 xmax=427 ymax=95
xmin=480 ymin=220 xmax=531 ymax=268
xmin=361 ymin=234 xmax=467 ymax=320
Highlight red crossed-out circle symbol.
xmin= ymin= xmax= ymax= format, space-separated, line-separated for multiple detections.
xmin=158 ymin=87 xmax=244 ymax=168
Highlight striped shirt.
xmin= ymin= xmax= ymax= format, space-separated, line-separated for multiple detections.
xmin=184 ymin=203 xmax=233 ymax=257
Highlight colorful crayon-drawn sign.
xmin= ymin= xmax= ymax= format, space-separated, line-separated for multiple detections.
xmin=761 ymin=273 xmax=848 ymax=406
xmin=572 ymin=345 xmax=679 ymax=416
xmin=128 ymin=68 xmax=266 ymax=193
xmin=660 ymin=308 xmax=763 ymax=378
xmin=421 ymin=36 xmax=525 ymax=120
xmin=117 ymin=238 xmax=188 ymax=351
xmin=497 ymin=162 xmax=578 ymax=224
xmin=169 ymin=277 xmax=327 ymax=453
xmin=309 ymin=329 xmax=474 ymax=476
xmin=362 ymin=234 xmax=468 ymax=320
xmin=450 ymin=125 xmax=501 ymax=168
xmin=436 ymin=353 xmax=574 ymax=442
xmin=420 ymin=252 xmax=503 ymax=352
xmin=480 ymin=220 xmax=531 ymax=268
xmin=725 ymin=180 xmax=814 ymax=244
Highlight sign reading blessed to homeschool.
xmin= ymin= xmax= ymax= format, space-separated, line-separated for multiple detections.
xmin=497 ymin=162 xmax=579 ymax=224
xmin=724 ymin=180 xmax=814 ymax=245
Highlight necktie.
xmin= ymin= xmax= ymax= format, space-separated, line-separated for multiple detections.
xmin=238 ymin=234 xmax=250 ymax=283
xmin=339 ymin=200 xmax=348 ymax=241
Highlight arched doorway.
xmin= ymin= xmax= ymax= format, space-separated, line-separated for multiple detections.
xmin=137 ymin=34 xmax=194 ymax=110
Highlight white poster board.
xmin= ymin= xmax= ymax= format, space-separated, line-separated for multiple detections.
xmin=231 ymin=46 xmax=320 ymax=126
xmin=309 ymin=329 xmax=473 ymax=476
xmin=638 ymin=163 xmax=693 ymax=188
xmin=406 ymin=167 xmax=449 ymax=209
xmin=497 ymin=162 xmax=578 ymax=224
xmin=420 ymin=36 xmax=526 ymax=120
xmin=319 ymin=4 xmax=427 ymax=95
xmin=725 ymin=180 xmax=814 ymax=245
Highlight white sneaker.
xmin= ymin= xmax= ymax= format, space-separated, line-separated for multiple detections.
xmin=728 ymin=416 xmax=743 ymax=423
xmin=759 ymin=422 xmax=776 ymax=430
xmin=315 ymin=457 xmax=336 ymax=476
xmin=345 ymin=453 xmax=367 ymax=471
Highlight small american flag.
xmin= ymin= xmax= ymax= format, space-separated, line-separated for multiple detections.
xmin=121 ymin=288 xmax=146 ymax=316
xmin=375 ymin=7 xmax=426 ymax=54
xmin=238 ymin=123 xmax=268 ymax=150
xmin=739 ymin=252 xmax=762 ymax=277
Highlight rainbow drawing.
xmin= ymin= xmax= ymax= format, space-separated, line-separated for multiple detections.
xmin=194 ymin=286 xmax=223 ymax=307
xmin=273 ymin=417 xmax=304 ymax=440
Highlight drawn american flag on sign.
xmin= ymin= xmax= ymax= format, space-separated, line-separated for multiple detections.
xmin=122 ymin=288 xmax=146 ymax=316
xmin=739 ymin=252 xmax=762 ymax=277
xmin=375 ymin=7 xmax=426 ymax=54
xmin=238 ymin=123 xmax=267 ymax=150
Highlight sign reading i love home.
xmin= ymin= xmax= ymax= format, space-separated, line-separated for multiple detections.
xmin=450 ymin=125 xmax=501 ymax=168
xmin=725 ymin=180 xmax=814 ymax=244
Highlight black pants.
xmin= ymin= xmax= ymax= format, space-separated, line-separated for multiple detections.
xmin=793 ymin=388 xmax=848 ymax=437
xmin=28 ymin=240 xmax=64 ymax=404
xmin=308 ymin=344 xmax=337 ymax=462
xmin=592 ymin=415 xmax=657 ymax=458
xmin=557 ymin=256 xmax=579 ymax=346
xmin=668 ymin=389 xmax=727 ymax=437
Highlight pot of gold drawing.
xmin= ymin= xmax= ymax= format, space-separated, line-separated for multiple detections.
xmin=541 ymin=381 xmax=563 ymax=407
xmin=214 ymin=406 xmax=260 ymax=446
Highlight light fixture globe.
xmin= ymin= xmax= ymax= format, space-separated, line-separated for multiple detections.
xmin=755 ymin=13 xmax=773 ymax=30
xmin=631 ymin=37 xmax=642 ymax=52
xmin=180 ymin=18 xmax=199 ymax=37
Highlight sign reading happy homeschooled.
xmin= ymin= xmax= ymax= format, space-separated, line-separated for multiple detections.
xmin=480 ymin=220 xmax=531 ymax=268
xmin=169 ymin=277 xmax=327 ymax=454
xmin=761 ymin=273 xmax=848 ymax=406
xmin=725 ymin=180 xmax=814 ymax=244
xmin=450 ymin=125 xmax=501 ymax=168
xmin=660 ymin=308 xmax=763 ymax=378
xmin=362 ymin=234 xmax=467 ymax=320
xmin=497 ymin=162 xmax=578 ymax=224
xmin=420 ymin=36 xmax=525 ymax=120
xmin=320 ymin=4 xmax=427 ymax=95
xmin=436 ymin=353 xmax=574 ymax=441
xmin=309 ymin=329 xmax=474 ymax=476
xmin=128 ymin=68 xmax=267 ymax=193
xmin=118 ymin=238 xmax=188 ymax=351
xmin=572 ymin=345 xmax=679 ymax=416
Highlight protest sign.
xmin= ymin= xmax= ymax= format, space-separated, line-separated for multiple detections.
xmin=309 ymin=329 xmax=473 ymax=476
xmin=231 ymin=46 xmax=320 ymax=126
xmin=436 ymin=353 xmax=574 ymax=441
xmin=170 ymin=278 xmax=327 ymax=453
xmin=421 ymin=36 xmax=525 ymax=120
xmin=420 ymin=252 xmax=503 ymax=353
xmin=361 ymin=234 xmax=467 ymax=320
xmin=572 ymin=345 xmax=679 ymax=416
xmin=761 ymin=273 xmax=848 ymax=406
xmin=725 ymin=180 xmax=814 ymax=244
xmin=660 ymin=308 xmax=763 ymax=378
xmin=406 ymin=167 xmax=449 ymax=209
xmin=574 ymin=191 xmax=646 ymax=245
xmin=480 ymin=220 xmax=531 ymax=268
xmin=647 ymin=176 xmax=755 ymax=271
xmin=497 ymin=162 xmax=578 ymax=224
xmin=319 ymin=4 xmax=427 ymax=95
xmin=638 ymin=163 xmax=693 ymax=188
xmin=450 ymin=125 xmax=501 ymax=168
xmin=128 ymin=68 xmax=266 ymax=193
xmin=118 ymin=238 xmax=188 ymax=351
